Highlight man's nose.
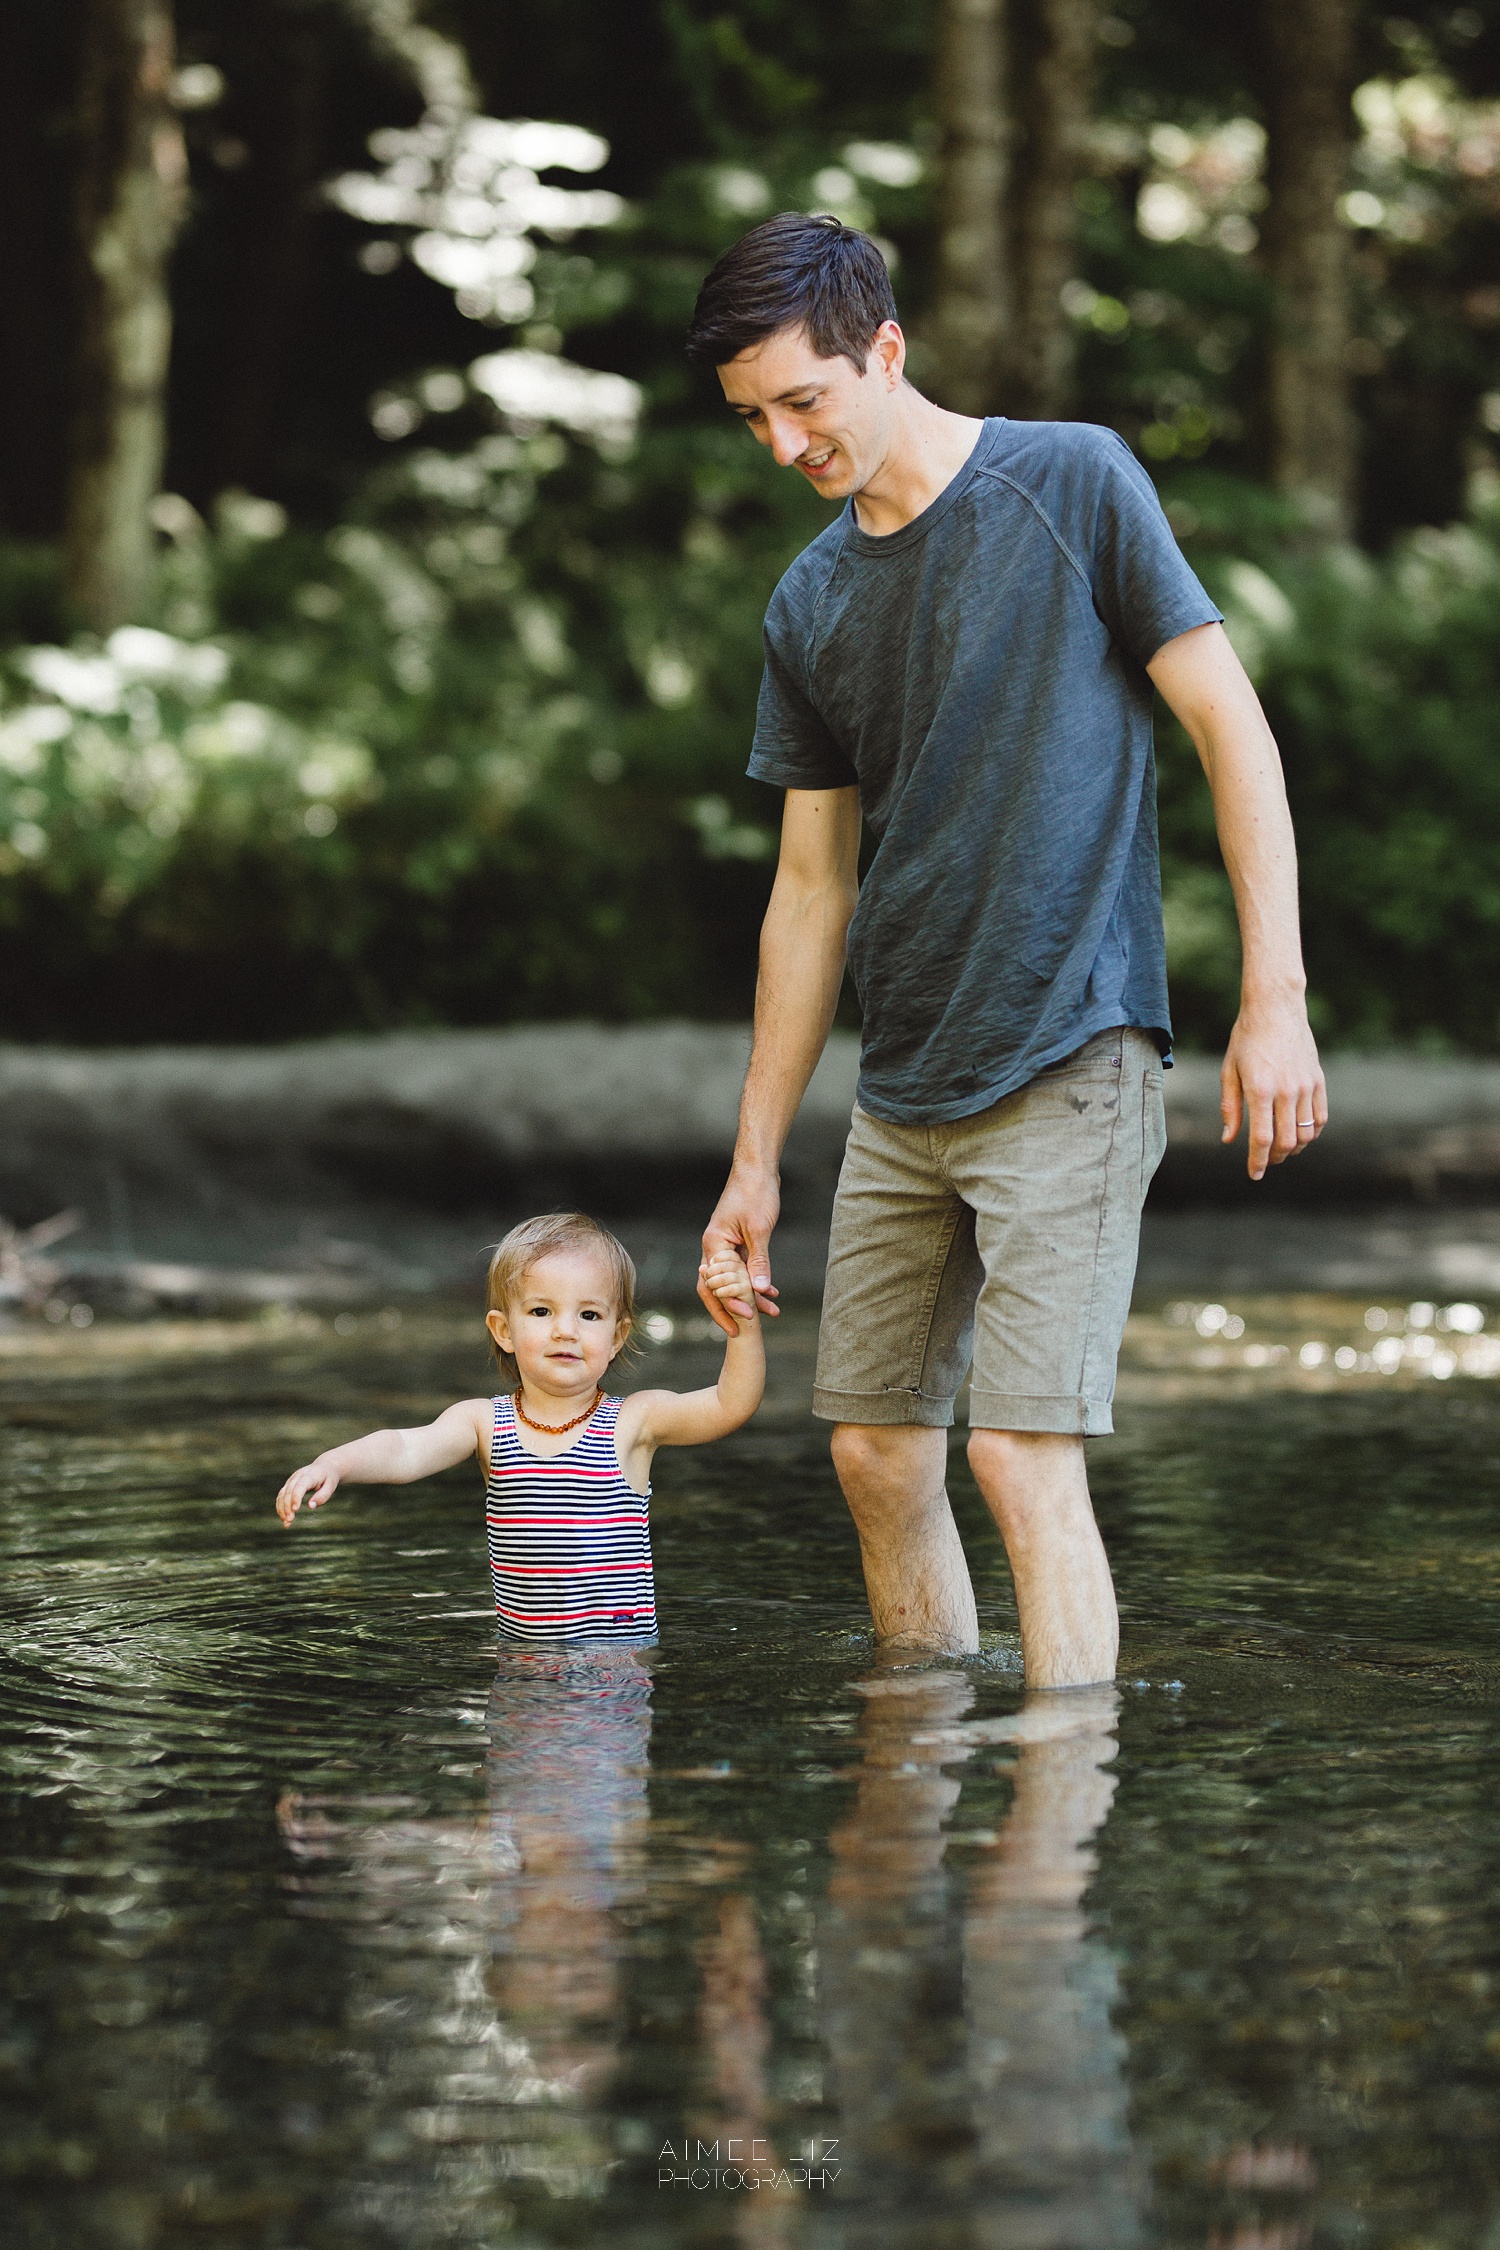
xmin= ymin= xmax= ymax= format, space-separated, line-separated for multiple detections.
xmin=766 ymin=415 xmax=806 ymax=467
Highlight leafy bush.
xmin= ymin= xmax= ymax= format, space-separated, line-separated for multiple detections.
xmin=10 ymin=6 xmax=1498 ymax=1052
xmin=1158 ymin=490 xmax=1500 ymax=1050
xmin=0 ymin=425 xmax=831 ymax=1040
xmin=6 ymin=470 xmax=1500 ymax=1051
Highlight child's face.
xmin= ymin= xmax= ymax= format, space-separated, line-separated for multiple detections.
xmin=486 ymin=1248 xmax=629 ymax=1397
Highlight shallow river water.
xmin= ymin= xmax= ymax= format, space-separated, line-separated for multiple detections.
xmin=3 ymin=1298 xmax=1500 ymax=2250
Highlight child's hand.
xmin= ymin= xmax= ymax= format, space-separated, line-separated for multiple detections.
xmin=701 ymin=1248 xmax=759 ymax=1329
xmin=276 ymin=1460 xmax=340 ymax=1527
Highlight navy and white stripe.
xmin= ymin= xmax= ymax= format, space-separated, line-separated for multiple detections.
xmin=485 ymin=1393 xmax=657 ymax=1645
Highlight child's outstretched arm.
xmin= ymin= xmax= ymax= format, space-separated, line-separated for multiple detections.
xmin=275 ymin=1398 xmax=492 ymax=1527
xmin=620 ymin=1251 xmax=767 ymax=1461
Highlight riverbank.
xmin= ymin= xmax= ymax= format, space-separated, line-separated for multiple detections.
xmin=5 ymin=1025 xmax=1500 ymax=1312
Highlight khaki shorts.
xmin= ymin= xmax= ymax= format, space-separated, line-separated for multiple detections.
xmin=813 ymin=1028 xmax=1166 ymax=1436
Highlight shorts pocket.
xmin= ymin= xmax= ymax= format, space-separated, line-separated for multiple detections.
xmin=1141 ymin=1066 xmax=1167 ymax=1196
xmin=1038 ymin=1027 xmax=1126 ymax=1076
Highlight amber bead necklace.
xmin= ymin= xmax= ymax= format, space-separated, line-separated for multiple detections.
xmin=513 ymin=1386 xmax=601 ymax=1435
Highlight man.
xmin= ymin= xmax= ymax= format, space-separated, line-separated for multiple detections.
xmin=688 ymin=213 xmax=1327 ymax=1689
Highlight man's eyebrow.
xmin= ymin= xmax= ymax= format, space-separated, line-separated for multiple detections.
xmin=727 ymin=381 xmax=823 ymax=412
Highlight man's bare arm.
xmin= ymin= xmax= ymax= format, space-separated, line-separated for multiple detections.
xmin=698 ymin=786 xmax=861 ymax=1331
xmin=1147 ymin=621 xmax=1327 ymax=1181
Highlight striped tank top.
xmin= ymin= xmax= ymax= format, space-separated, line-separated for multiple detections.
xmin=485 ymin=1393 xmax=658 ymax=1645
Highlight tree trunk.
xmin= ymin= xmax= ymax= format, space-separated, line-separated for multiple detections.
xmin=1009 ymin=0 xmax=1098 ymax=420
xmin=926 ymin=0 xmax=1012 ymax=416
xmin=65 ymin=0 xmax=187 ymax=633
xmin=1261 ymin=0 xmax=1357 ymax=537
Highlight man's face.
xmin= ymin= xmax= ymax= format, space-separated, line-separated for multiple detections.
xmin=717 ymin=321 xmax=903 ymax=501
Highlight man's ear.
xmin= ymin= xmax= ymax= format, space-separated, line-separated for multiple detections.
xmin=870 ymin=319 xmax=905 ymax=388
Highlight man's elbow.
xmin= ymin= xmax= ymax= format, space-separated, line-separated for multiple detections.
xmin=770 ymin=868 xmax=856 ymax=930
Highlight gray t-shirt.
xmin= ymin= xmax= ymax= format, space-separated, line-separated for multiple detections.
xmin=746 ymin=417 xmax=1223 ymax=1124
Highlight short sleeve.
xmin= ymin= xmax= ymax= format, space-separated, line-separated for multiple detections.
xmin=1087 ymin=434 xmax=1223 ymax=667
xmin=745 ymin=600 xmax=857 ymax=792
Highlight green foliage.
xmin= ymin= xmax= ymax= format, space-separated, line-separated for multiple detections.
xmin=1158 ymin=492 xmax=1500 ymax=1049
xmin=10 ymin=468 xmax=1500 ymax=1051
xmin=1060 ymin=23 xmax=1500 ymax=542
xmin=5 ymin=0 xmax=1500 ymax=1046
xmin=0 ymin=416 xmax=835 ymax=1040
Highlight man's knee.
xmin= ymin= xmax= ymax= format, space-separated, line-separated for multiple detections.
xmin=831 ymin=1421 xmax=890 ymax=1484
xmin=831 ymin=1422 xmax=944 ymax=1516
xmin=966 ymin=1428 xmax=1086 ymax=1523
xmin=966 ymin=1426 xmax=1031 ymax=1464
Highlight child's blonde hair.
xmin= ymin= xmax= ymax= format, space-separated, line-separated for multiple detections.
xmin=485 ymin=1212 xmax=638 ymax=1385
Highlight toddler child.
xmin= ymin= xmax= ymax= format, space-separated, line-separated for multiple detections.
xmin=274 ymin=1211 xmax=763 ymax=1645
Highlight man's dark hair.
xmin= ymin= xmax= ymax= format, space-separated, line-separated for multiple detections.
xmin=685 ymin=212 xmax=898 ymax=373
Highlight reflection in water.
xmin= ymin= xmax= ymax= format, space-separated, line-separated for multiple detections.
xmin=7 ymin=1325 xmax=1500 ymax=2244
xmin=691 ymin=1890 xmax=803 ymax=2244
xmin=822 ymin=1666 xmax=975 ymax=2227
xmin=278 ymin=1646 xmax=654 ymax=2240
xmin=276 ymin=1653 xmax=1140 ymax=2247
xmin=963 ymin=1692 xmax=1144 ymax=2248
xmin=482 ymin=1647 xmax=652 ymax=2127
xmin=821 ymin=1669 xmax=1141 ymax=2247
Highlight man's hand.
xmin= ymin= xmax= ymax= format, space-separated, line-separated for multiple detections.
xmin=698 ymin=1165 xmax=782 ymax=1336
xmin=701 ymin=1246 xmax=761 ymax=1332
xmin=1221 ymin=998 xmax=1328 ymax=1181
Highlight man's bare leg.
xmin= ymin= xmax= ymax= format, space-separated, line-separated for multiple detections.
xmin=967 ymin=1431 xmax=1118 ymax=1689
xmin=830 ymin=1424 xmax=980 ymax=1653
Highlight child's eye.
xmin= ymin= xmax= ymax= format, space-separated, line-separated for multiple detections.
xmin=581 ymin=1309 xmax=602 ymax=1321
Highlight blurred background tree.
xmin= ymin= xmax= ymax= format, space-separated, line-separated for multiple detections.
xmin=1261 ymin=0 xmax=1360 ymax=535
xmin=0 ymin=0 xmax=1498 ymax=1047
xmin=66 ymin=0 xmax=188 ymax=632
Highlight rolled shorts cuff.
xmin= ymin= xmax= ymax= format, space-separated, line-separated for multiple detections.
xmin=812 ymin=1385 xmax=956 ymax=1429
xmin=967 ymin=1388 xmax=1115 ymax=1436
